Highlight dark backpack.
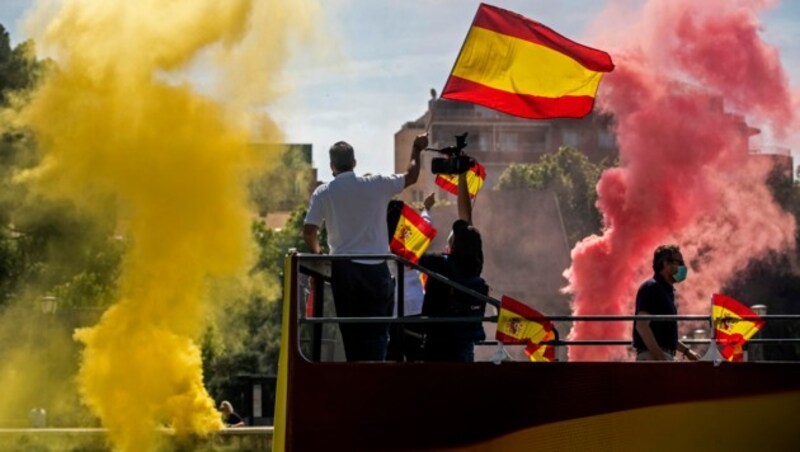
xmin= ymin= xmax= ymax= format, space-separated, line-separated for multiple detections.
xmin=423 ymin=257 xmax=488 ymax=342
xmin=445 ymin=275 xmax=488 ymax=317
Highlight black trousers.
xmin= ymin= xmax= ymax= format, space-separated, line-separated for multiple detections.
xmin=331 ymin=261 xmax=394 ymax=361
xmin=387 ymin=320 xmax=426 ymax=362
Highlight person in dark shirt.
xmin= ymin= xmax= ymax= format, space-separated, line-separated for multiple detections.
xmin=633 ymin=245 xmax=699 ymax=361
xmin=219 ymin=400 xmax=245 ymax=427
xmin=419 ymin=170 xmax=488 ymax=362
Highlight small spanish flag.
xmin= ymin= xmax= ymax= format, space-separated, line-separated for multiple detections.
xmin=442 ymin=3 xmax=614 ymax=119
xmin=305 ymin=276 xmax=316 ymax=318
xmin=390 ymin=204 xmax=437 ymax=264
xmin=496 ymin=295 xmax=557 ymax=362
xmin=435 ymin=162 xmax=486 ymax=199
xmin=712 ymin=293 xmax=765 ymax=362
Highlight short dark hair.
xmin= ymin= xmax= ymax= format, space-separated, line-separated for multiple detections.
xmin=653 ymin=244 xmax=681 ymax=273
xmin=329 ymin=141 xmax=355 ymax=172
xmin=451 ymin=220 xmax=483 ymax=277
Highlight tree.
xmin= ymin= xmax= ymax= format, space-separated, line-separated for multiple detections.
xmin=249 ymin=144 xmax=314 ymax=216
xmin=496 ymin=146 xmax=614 ymax=246
xmin=0 ymin=22 xmax=123 ymax=313
xmin=0 ymin=25 xmax=46 ymax=106
xmin=0 ymin=24 xmax=128 ymax=428
xmin=1 ymin=24 xmax=52 ymax=308
xmin=721 ymin=163 xmax=800 ymax=360
xmin=201 ymin=205 xmax=324 ymax=405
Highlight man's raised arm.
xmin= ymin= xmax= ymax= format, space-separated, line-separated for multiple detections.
xmin=457 ymin=171 xmax=472 ymax=224
xmin=404 ymin=133 xmax=428 ymax=188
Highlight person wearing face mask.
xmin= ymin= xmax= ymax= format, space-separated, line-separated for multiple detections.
xmin=633 ymin=245 xmax=700 ymax=361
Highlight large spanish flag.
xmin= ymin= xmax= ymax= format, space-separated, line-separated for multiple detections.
xmin=435 ymin=162 xmax=486 ymax=199
xmin=442 ymin=3 xmax=614 ymax=119
xmin=390 ymin=204 xmax=437 ymax=264
xmin=712 ymin=293 xmax=765 ymax=362
xmin=496 ymin=295 xmax=557 ymax=362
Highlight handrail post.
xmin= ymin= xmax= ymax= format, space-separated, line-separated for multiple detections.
xmin=397 ymin=262 xmax=405 ymax=318
xmin=395 ymin=261 xmax=405 ymax=362
xmin=311 ymin=275 xmax=325 ymax=362
xmin=749 ymin=304 xmax=768 ymax=361
xmin=701 ymin=299 xmax=724 ymax=363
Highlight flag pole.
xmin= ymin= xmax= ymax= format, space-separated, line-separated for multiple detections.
xmin=491 ymin=343 xmax=513 ymax=364
xmin=701 ymin=294 xmax=724 ymax=364
xmin=438 ymin=3 xmax=480 ymax=103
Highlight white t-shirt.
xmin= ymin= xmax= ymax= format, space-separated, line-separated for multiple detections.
xmin=304 ymin=172 xmax=405 ymax=261
xmin=397 ymin=270 xmax=425 ymax=316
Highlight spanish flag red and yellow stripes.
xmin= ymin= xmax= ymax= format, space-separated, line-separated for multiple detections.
xmin=496 ymin=295 xmax=557 ymax=362
xmin=390 ymin=204 xmax=437 ymax=264
xmin=435 ymin=162 xmax=486 ymax=199
xmin=712 ymin=293 xmax=765 ymax=362
xmin=442 ymin=3 xmax=614 ymax=119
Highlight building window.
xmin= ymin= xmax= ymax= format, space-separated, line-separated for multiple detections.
xmin=563 ymin=130 xmax=580 ymax=148
xmin=598 ymin=130 xmax=615 ymax=149
xmin=498 ymin=129 xmax=546 ymax=152
xmin=497 ymin=132 xmax=519 ymax=152
xmin=476 ymin=106 xmax=497 ymax=118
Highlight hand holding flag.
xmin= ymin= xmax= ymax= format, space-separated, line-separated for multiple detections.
xmin=496 ymin=295 xmax=557 ymax=362
xmin=435 ymin=162 xmax=486 ymax=199
xmin=712 ymin=293 xmax=765 ymax=362
xmin=389 ymin=203 xmax=437 ymax=264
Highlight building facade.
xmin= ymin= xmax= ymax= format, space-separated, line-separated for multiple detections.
xmin=394 ymin=97 xmax=618 ymax=204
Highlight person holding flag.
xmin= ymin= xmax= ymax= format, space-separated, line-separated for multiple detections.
xmin=386 ymin=193 xmax=437 ymax=361
xmin=633 ymin=245 xmax=700 ymax=362
xmin=712 ymin=293 xmax=765 ymax=362
xmin=434 ymin=162 xmax=486 ymax=199
xmin=496 ymin=295 xmax=558 ymax=362
xmin=419 ymin=167 xmax=488 ymax=362
xmin=303 ymin=135 xmax=427 ymax=362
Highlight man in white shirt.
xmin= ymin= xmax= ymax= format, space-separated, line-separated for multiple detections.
xmin=303 ymin=135 xmax=427 ymax=361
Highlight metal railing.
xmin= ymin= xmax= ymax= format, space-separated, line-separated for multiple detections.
xmin=293 ymin=252 xmax=800 ymax=360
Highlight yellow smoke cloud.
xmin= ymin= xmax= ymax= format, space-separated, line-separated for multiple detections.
xmin=12 ymin=0 xmax=320 ymax=450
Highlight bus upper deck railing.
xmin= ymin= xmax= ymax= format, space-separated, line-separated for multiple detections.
xmin=296 ymin=252 xmax=501 ymax=312
xmin=290 ymin=252 xmax=800 ymax=361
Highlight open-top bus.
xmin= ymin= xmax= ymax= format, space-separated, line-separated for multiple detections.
xmin=273 ymin=252 xmax=800 ymax=451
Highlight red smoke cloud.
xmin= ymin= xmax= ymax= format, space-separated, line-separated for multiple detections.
xmin=564 ymin=0 xmax=796 ymax=361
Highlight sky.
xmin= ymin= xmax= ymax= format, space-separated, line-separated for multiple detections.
xmin=1 ymin=0 xmax=799 ymax=182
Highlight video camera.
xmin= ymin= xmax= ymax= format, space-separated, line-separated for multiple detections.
xmin=429 ymin=133 xmax=475 ymax=175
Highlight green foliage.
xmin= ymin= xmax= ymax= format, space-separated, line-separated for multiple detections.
xmin=0 ymin=176 xmax=124 ymax=310
xmin=0 ymin=25 xmax=47 ymax=106
xmin=766 ymin=163 xmax=800 ymax=222
xmin=202 ymin=205 xmax=322 ymax=404
xmin=249 ymin=144 xmax=313 ymax=216
xmin=0 ymin=22 xmax=324 ymax=415
xmin=496 ymin=146 xmax=614 ymax=246
xmin=721 ymin=164 xmax=800 ymax=360
xmin=0 ymin=23 xmax=123 ymax=313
